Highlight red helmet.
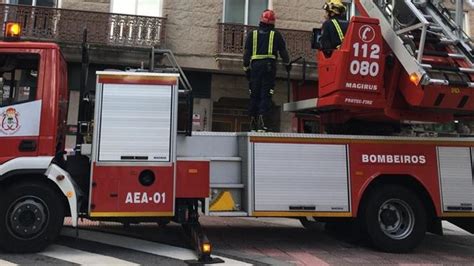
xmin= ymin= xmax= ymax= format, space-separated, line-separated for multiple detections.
xmin=260 ymin=9 xmax=276 ymax=25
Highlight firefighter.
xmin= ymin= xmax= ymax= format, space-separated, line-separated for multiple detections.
xmin=243 ymin=9 xmax=290 ymax=132
xmin=320 ymin=0 xmax=348 ymax=56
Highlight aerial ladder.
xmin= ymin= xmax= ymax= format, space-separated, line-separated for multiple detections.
xmin=284 ymin=0 xmax=474 ymax=134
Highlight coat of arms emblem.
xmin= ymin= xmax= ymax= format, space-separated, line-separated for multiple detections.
xmin=1 ymin=107 xmax=20 ymax=134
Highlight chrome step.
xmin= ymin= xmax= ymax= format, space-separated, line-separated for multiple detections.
xmin=209 ymin=211 xmax=248 ymax=217
xmin=211 ymin=183 xmax=245 ymax=189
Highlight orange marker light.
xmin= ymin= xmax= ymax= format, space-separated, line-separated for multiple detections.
xmin=5 ymin=22 xmax=21 ymax=39
xmin=409 ymin=73 xmax=420 ymax=85
xmin=202 ymin=243 xmax=212 ymax=254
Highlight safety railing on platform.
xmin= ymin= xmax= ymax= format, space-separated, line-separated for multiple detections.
xmin=0 ymin=3 xmax=166 ymax=47
xmin=217 ymin=22 xmax=315 ymax=62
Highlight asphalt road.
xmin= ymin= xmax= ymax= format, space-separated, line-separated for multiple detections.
xmin=0 ymin=217 xmax=473 ymax=265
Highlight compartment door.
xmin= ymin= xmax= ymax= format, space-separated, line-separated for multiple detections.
xmin=253 ymin=143 xmax=350 ymax=212
xmin=438 ymin=147 xmax=474 ymax=212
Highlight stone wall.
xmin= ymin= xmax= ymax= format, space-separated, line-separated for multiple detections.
xmin=273 ymin=0 xmax=326 ymax=30
xmin=163 ymin=0 xmax=222 ymax=70
xmin=468 ymin=10 xmax=474 ymax=36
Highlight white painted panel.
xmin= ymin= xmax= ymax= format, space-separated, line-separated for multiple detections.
xmin=0 ymin=259 xmax=16 ymax=266
xmin=254 ymin=143 xmax=349 ymax=212
xmin=438 ymin=147 xmax=474 ymax=212
xmin=40 ymin=245 xmax=138 ymax=265
xmin=0 ymin=100 xmax=41 ymax=137
xmin=98 ymin=84 xmax=172 ymax=162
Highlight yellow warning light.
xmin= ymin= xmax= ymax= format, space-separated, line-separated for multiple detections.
xmin=409 ymin=73 xmax=420 ymax=86
xmin=202 ymin=243 xmax=212 ymax=254
xmin=5 ymin=22 xmax=21 ymax=39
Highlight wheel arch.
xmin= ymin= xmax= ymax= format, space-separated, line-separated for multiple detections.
xmin=356 ymin=174 xmax=439 ymax=232
xmin=0 ymin=170 xmax=70 ymax=216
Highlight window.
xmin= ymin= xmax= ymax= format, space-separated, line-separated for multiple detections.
xmin=7 ymin=0 xmax=57 ymax=7
xmin=111 ymin=0 xmax=163 ymax=17
xmin=449 ymin=10 xmax=470 ymax=34
xmin=223 ymin=0 xmax=269 ymax=25
xmin=0 ymin=54 xmax=39 ymax=107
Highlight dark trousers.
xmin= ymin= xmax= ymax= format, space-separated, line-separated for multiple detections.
xmin=249 ymin=59 xmax=276 ymax=116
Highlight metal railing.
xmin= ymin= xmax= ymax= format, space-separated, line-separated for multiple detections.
xmin=217 ymin=23 xmax=315 ymax=62
xmin=0 ymin=3 xmax=166 ymax=47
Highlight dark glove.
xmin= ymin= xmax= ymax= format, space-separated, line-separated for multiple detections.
xmin=285 ymin=63 xmax=292 ymax=73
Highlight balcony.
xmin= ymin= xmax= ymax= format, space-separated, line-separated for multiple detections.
xmin=0 ymin=4 xmax=166 ymax=48
xmin=217 ymin=23 xmax=315 ymax=63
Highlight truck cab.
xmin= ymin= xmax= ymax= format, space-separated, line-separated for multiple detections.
xmin=0 ymin=41 xmax=68 ymax=167
xmin=0 ymin=34 xmax=72 ymax=252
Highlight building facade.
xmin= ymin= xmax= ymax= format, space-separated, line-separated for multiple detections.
xmin=0 ymin=0 xmax=472 ymax=141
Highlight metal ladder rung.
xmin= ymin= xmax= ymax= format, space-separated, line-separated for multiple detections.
xmin=428 ymin=78 xmax=474 ymax=88
xmin=417 ymin=50 xmax=466 ymax=59
xmin=428 ymin=24 xmax=444 ymax=32
xmin=408 ymin=35 xmax=457 ymax=45
xmin=422 ymin=64 xmax=474 ymax=74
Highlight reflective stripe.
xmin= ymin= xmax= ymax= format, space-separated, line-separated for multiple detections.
xmin=251 ymin=30 xmax=276 ymax=61
xmin=268 ymin=31 xmax=275 ymax=55
xmin=252 ymin=30 xmax=258 ymax=58
xmin=331 ymin=19 xmax=344 ymax=44
xmin=251 ymin=55 xmax=276 ymax=60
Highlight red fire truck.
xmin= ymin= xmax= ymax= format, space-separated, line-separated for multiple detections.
xmin=286 ymin=0 xmax=474 ymax=133
xmin=0 ymin=0 xmax=473 ymax=262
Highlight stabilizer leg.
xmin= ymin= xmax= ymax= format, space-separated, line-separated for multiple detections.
xmin=183 ymin=201 xmax=224 ymax=264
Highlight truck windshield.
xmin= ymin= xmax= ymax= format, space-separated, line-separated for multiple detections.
xmin=0 ymin=53 xmax=39 ymax=107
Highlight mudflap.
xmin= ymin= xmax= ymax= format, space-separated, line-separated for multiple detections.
xmin=428 ymin=218 xmax=443 ymax=236
xmin=447 ymin=218 xmax=474 ymax=234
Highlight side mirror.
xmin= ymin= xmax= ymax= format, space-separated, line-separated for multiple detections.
xmin=311 ymin=28 xmax=322 ymax=50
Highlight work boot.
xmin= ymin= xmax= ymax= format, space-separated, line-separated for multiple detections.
xmin=257 ymin=115 xmax=268 ymax=132
xmin=249 ymin=116 xmax=257 ymax=132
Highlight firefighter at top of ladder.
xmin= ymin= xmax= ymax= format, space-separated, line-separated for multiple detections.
xmin=243 ymin=9 xmax=290 ymax=132
xmin=320 ymin=0 xmax=349 ymax=56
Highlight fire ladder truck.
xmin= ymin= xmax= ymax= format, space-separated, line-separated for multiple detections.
xmin=286 ymin=0 xmax=474 ymax=134
xmin=0 ymin=0 xmax=473 ymax=261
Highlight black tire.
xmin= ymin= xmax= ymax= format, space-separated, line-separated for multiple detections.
xmin=0 ymin=181 xmax=65 ymax=253
xmin=362 ymin=185 xmax=426 ymax=253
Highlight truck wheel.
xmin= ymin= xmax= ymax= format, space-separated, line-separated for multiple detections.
xmin=362 ymin=185 xmax=426 ymax=253
xmin=0 ymin=182 xmax=65 ymax=253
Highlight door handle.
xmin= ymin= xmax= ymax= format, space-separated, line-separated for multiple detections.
xmin=19 ymin=140 xmax=37 ymax=152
